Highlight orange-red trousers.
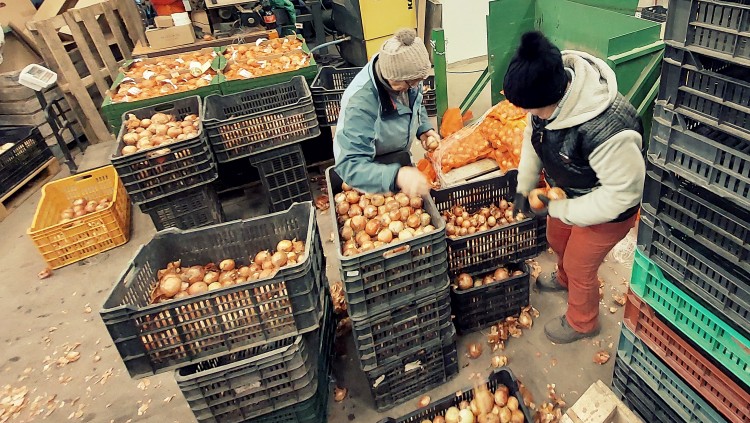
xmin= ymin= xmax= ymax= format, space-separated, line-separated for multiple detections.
xmin=546 ymin=214 xmax=637 ymax=333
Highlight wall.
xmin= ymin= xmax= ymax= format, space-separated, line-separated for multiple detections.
xmin=440 ymin=0 xmax=491 ymax=64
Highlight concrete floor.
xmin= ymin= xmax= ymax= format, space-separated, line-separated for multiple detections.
xmin=0 ymin=59 xmax=635 ymax=422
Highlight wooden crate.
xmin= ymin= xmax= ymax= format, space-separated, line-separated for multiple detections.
xmin=560 ymin=381 xmax=642 ymax=423
xmin=27 ymin=0 xmax=145 ymax=144
xmin=0 ymin=69 xmax=79 ymax=147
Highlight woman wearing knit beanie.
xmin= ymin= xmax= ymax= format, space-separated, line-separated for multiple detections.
xmin=504 ymin=31 xmax=645 ymax=344
xmin=333 ymin=28 xmax=439 ymax=197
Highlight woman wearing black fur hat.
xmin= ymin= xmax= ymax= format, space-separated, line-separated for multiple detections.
xmin=504 ymin=31 xmax=645 ymax=344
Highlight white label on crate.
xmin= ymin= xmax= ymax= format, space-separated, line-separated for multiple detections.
xmin=202 ymin=74 xmax=213 ymax=81
xmin=300 ymin=57 xmax=307 ymax=65
xmin=295 ymin=23 xmax=303 ymax=29
xmin=201 ymin=61 xmax=212 ymax=74
xmin=239 ymin=69 xmax=252 ymax=79
xmin=372 ymin=375 xmax=385 ymax=388
xmin=143 ymin=70 xmax=155 ymax=80
xmin=256 ymin=38 xmax=267 ymax=46
xmin=404 ymin=360 xmax=422 ymax=372
xmin=127 ymin=86 xmax=142 ymax=95
xmin=232 ymin=380 xmax=261 ymax=394
xmin=346 ymin=270 xmax=359 ymax=277
xmin=259 ymin=61 xmax=267 ymax=69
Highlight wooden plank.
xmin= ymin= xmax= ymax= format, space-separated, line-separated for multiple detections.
xmin=35 ymin=20 xmax=111 ymax=144
xmin=115 ymin=0 xmax=145 ymax=47
xmin=99 ymin=3 xmax=131 ymax=59
xmin=77 ymin=6 xmax=119 ymax=81
xmin=63 ymin=11 xmax=109 ymax=96
xmin=0 ymin=158 xmax=61 ymax=222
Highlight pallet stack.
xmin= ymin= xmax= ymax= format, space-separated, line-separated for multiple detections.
xmin=614 ymin=2 xmax=750 ymax=422
xmin=100 ymin=202 xmax=334 ymax=423
xmin=326 ymin=166 xmax=458 ymax=412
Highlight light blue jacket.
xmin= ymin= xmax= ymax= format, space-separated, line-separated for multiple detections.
xmin=333 ymin=55 xmax=433 ymax=194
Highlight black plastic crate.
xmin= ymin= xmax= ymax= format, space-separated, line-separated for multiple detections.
xmin=648 ymin=100 xmax=750 ymax=210
xmin=176 ymin=291 xmax=334 ymax=423
xmin=352 ymin=280 xmax=453 ymax=372
xmin=638 ymin=207 xmax=750 ymax=336
xmin=365 ymin=335 xmax=458 ymax=412
xmin=642 ymin=159 xmax=750 ymax=274
xmin=663 ymin=0 xmax=750 ymax=66
xmin=615 ymin=326 xmax=727 ymax=423
xmin=326 ymin=166 xmax=449 ymax=321
xmin=378 ymin=368 xmax=534 ymax=423
xmin=612 ymin=360 xmax=682 ymax=423
xmin=659 ymin=45 xmax=750 ymax=142
xmin=431 ymin=170 xmax=547 ymax=280
xmin=111 ymin=96 xmax=218 ymax=205
xmin=203 ymin=76 xmax=321 ymax=162
xmin=139 ymin=184 xmax=225 ymax=231
xmin=250 ymin=144 xmax=312 ymax=213
xmin=0 ymin=125 xmax=53 ymax=198
xmin=310 ymin=66 xmax=361 ymax=126
xmin=100 ymin=202 xmax=324 ymax=378
xmin=451 ymin=262 xmax=530 ymax=334
xmin=639 ymin=5 xmax=667 ymax=22
xmin=249 ymin=361 xmax=330 ymax=423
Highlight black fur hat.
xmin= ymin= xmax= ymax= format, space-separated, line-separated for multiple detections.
xmin=503 ymin=31 xmax=568 ymax=109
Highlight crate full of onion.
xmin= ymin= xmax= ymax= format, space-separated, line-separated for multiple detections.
xmin=431 ymin=170 xmax=548 ymax=279
xmin=326 ymin=167 xmax=449 ymax=320
xmin=110 ymin=96 xmax=218 ymax=205
xmin=100 ymin=202 xmax=324 ymax=379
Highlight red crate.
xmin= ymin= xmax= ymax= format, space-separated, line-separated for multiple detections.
xmin=623 ymin=291 xmax=749 ymax=423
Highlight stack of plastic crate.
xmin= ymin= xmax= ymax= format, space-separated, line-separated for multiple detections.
xmin=99 ymin=203 xmax=335 ymax=423
xmin=326 ymin=166 xmax=458 ymax=412
xmin=614 ymin=2 xmax=750 ymax=422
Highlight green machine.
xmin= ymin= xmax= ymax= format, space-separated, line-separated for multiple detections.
xmin=432 ymin=0 xmax=663 ymax=139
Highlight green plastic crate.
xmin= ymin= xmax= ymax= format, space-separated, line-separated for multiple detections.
xmin=102 ymin=74 xmax=223 ymax=133
xmin=630 ymin=249 xmax=750 ymax=383
xmin=219 ymin=39 xmax=318 ymax=95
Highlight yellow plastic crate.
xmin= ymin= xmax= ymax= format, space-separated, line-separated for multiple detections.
xmin=28 ymin=166 xmax=131 ymax=269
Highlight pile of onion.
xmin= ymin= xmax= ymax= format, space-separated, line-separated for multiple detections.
xmin=442 ymin=200 xmax=526 ymax=238
xmin=59 ymin=197 xmax=112 ymax=223
xmin=120 ymin=112 xmax=200 ymax=156
xmin=333 ymin=183 xmax=435 ymax=256
xmin=454 ymin=267 xmax=524 ymax=291
xmin=425 ymin=382 xmax=525 ymax=423
xmin=148 ymin=239 xmax=305 ymax=304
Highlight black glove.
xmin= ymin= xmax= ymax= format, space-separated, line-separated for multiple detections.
xmin=513 ymin=193 xmax=530 ymax=217
xmin=532 ymin=194 xmax=551 ymax=218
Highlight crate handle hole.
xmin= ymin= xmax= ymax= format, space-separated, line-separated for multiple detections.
xmin=383 ymin=244 xmax=411 ymax=259
xmin=153 ymin=104 xmax=177 ymax=113
xmin=74 ymin=174 xmax=93 ymax=182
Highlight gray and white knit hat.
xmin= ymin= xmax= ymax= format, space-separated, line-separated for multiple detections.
xmin=378 ymin=28 xmax=431 ymax=81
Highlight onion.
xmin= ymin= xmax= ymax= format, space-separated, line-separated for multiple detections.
xmin=174 ymin=291 xmax=189 ymax=299
xmin=483 ymin=275 xmax=495 ymax=285
xmin=445 ymin=407 xmax=460 ymax=423
xmin=188 ymin=282 xmax=208 ymax=295
xmin=336 ymin=202 xmax=350 ymax=216
xmin=457 ymin=274 xmax=473 ymax=290
xmin=380 ymin=214 xmax=392 ymax=226
xmin=510 ymin=409 xmax=525 ymax=423
xmin=475 ymin=387 xmax=495 ymax=415
xmin=334 ymin=192 xmax=347 ymax=204
xmin=350 ymin=216 xmax=367 ymax=232
xmin=474 ymin=280 xmax=483 ymax=288
xmin=494 ymin=389 xmax=509 ymax=407
xmin=343 ymin=247 xmax=358 ymax=257
xmin=500 ymin=199 xmax=509 ymax=209
xmin=459 ymin=227 xmax=468 ymax=236
xmin=204 ymin=271 xmax=219 ymax=284
xmin=452 ymin=206 xmax=464 ymax=216
xmin=395 ymin=193 xmax=410 ymax=207
xmin=360 ymin=242 xmax=375 ymax=252
xmin=386 ymin=200 xmax=400 ymax=212
xmin=238 ymin=266 xmax=251 ymax=278
xmin=293 ymin=240 xmax=305 ymax=254
xmin=365 ymin=219 xmax=381 ymax=236
xmin=358 ymin=197 xmax=370 ymax=209
xmin=398 ymin=207 xmax=411 ymax=221
xmin=547 ymin=187 xmax=566 ymax=200
xmin=363 ymin=205 xmax=378 ymax=219
xmin=220 ymin=270 xmax=237 ymax=283
xmin=371 ymin=194 xmax=385 ymax=207
xmin=410 ymin=197 xmax=423 ymax=209
xmin=123 ymin=133 xmax=139 ymax=145
xmin=262 ymin=260 xmax=274 ymax=270
xmin=355 ymin=231 xmax=371 ymax=247
xmin=491 ymin=355 xmax=508 ymax=368
xmin=378 ymin=205 xmax=387 ymax=215
xmin=419 ymin=213 xmax=431 ymax=227
xmin=254 ymin=251 xmax=271 ymax=265
xmin=456 ymin=216 xmax=464 ymax=226
xmin=208 ymin=282 xmax=222 ymax=291
xmin=528 ymin=188 xmax=546 ymax=210
xmin=220 ymin=259 xmax=235 ymax=271
xmin=348 ymin=204 xmax=363 ymax=217
xmin=259 ymin=268 xmax=277 ymax=279
xmin=388 ymin=221 xmax=404 ymax=234
xmin=434 ymin=416 xmax=446 ymax=423
xmin=341 ymin=182 xmax=352 ymax=191
xmin=271 ymin=251 xmax=288 ymax=268
xmin=277 ymin=240 xmax=293 ymax=253
xmin=423 ymin=225 xmax=435 ymax=232
xmin=416 ymin=395 xmax=430 ymax=408
xmin=467 ymin=342 xmax=483 ymax=359
xmin=498 ymin=407 xmax=512 ymax=423
xmin=398 ymin=230 xmax=413 ymax=240
xmin=494 ymin=267 xmax=510 ymax=281
xmin=152 ymin=113 xmax=170 ymax=124
xmin=346 ymin=191 xmax=360 ymax=204
xmin=287 ymin=251 xmax=298 ymax=263
xmin=160 ymin=276 xmax=182 ymax=297
xmin=487 ymin=216 xmax=497 ymax=227
xmin=388 ymin=209 xmax=400 ymax=222
xmin=446 ymin=223 xmax=457 ymax=236
xmin=122 ymin=146 xmax=138 ymax=155
xmin=377 ymin=229 xmax=393 ymax=243
xmin=407 ymin=214 xmax=421 ymax=229
xmin=512 ymin=270 xmax=524 ymax=276
xmin=506 ymin=396 xmax=519 ymax=412
xmin=459 ymin=409 xmax=475 ymax=423
xmin=185 ymin=266 xmax=205 ymax=283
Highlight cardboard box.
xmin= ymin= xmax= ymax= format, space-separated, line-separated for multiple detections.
xmin=155 ymin=16 xmax=174 ymax=28
xmin=145 ymin=24 xmax=196 ymax=49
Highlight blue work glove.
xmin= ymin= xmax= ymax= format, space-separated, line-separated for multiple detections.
xmin=513 ymin=193 xmax=530 ymax=217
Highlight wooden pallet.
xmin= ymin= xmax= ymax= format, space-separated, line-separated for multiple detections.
xmin=27 ymin=0 xmax=145 ymax=144
xmin=0 ymin=158 xmax=61 ymax=222
xmin=561 ymin=381 xmax=642 ymax=423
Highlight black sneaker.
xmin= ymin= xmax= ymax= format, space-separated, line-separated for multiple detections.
xmin=535 ymin=271 xmax=568 ymax=292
